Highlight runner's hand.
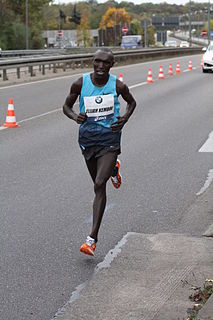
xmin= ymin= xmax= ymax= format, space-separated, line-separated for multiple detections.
xmin=110 ymin=116 xmax=128 ymax=132
xmin=76 ymin=112 xmax=87 ymax=124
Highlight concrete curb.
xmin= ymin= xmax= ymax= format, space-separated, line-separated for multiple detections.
xmin=197 ymin=294 xmax=213 ymax=320
xmin=55 ymin=233 xmax=213 ymax=320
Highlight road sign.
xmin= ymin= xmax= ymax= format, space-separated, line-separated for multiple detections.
xmin=201 ymin=29 xmax=207 ymax=37
xmin=58 ymin=30 xmax=63 ymax=37
xmin=122 ymin=26 xmax=128 ymax=33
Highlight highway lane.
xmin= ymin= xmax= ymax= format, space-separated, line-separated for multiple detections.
xmin=0 ymin=54 xmax=213 ymax=320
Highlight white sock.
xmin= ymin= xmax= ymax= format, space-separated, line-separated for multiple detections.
xmin=86 ymin=236 xmax=95 ymax=246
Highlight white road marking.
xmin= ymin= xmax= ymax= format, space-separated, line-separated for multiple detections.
xmin=0 ymin=73 xmax=83 ymax=90
xmin=130 ymin=81 xmax=147 ymax=88
xmin=196 ymin=169 xmax=213 ymax=195
xmin=199 ymin=131 xmax=213 ymax=152
xmin=18 ymin=108 xmax=61 ymax=123
xmin=197 ymin=132 xmax=213 ymax=195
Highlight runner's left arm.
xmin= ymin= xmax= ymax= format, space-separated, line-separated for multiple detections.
xmin=110 ymin=80 xmax=136 ymax=132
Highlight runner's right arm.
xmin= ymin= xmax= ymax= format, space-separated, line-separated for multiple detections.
xmin=63 ymin=77 xmax=87 ymax=124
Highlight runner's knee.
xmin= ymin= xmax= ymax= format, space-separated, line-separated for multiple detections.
xmin=94 ymin=177 xmax=107 ymax=193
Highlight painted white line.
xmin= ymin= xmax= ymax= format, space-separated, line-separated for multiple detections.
xmin=0 ymin=126 xmax=7 ymax=130
xmin=18 ymin=108 xmax=61 ymax=124
xmin=196 ymin=169 xmax=213 ymax=195
xmin=199 ymin=131 xmax=213 ymax=152
xmin=130 ymin=81 xmax=147 ymax=89
xmin=0 ymin=73 xmax=83 ymax=90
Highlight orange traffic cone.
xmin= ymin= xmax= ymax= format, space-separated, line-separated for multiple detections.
xmin=119 ymin=73 xmax=123 ymax=82
xmin=188 ymin=60 xmax=192 ymax=71
xmin=146 ymin=68 xmax=154 ymax=83
xmin=158 ymin=66 xmax=165 ymax=79
xmin=168 ymin=63 xmax=173 ymax=76
xmin=176 ymin=61 xmax=181 ymax=74
xmin=200 ymin=55 xmax=203 ymax=67
xmin=3 ymin=98 xmax=19 ymax=128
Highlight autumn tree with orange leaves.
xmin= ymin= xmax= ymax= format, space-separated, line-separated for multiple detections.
xmin=99 ymin=7 xmax=130 ymax=29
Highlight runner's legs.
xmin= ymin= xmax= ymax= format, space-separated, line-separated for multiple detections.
xmin=85 ymin=152 xmax=118 ymax=242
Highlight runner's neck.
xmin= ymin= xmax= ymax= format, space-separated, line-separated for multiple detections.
xmin=90 ymin=73 xmax=110 ymax=87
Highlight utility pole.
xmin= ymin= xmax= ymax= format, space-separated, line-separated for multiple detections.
xmin=189 ymin=0 xmax=192 ymax=47
xmin=114 ymin=10 xmax=117 ymax=47
xmin=26 ymin=0 xmax=29 ymax=49
xmin=208 ymin=0 xmax=210 ymax=44
xmin=58 ymin=1 xmax=61 ymax=30
xmin=144 ymin=20 xmax=147 ymax=48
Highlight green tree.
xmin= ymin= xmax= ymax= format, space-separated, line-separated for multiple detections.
xmin=131 ymin=19 xmax=142 ymax=35
xmin=146 ymin=25 xmax=155 ymax=46
xmin=77 ymin=14 xmax=91 ymax=46
xmin=0 ymin=0 xmax=53 ymax=49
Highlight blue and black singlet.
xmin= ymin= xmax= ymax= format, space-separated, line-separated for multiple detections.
xmin=78 ymin=73 xmax=121 ymax=149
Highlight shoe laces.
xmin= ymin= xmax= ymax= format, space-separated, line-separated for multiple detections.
xmin=86 ymin=236 xmax=95 ymax=247
xmin=111 ymin=175 xmax=119 ymax=183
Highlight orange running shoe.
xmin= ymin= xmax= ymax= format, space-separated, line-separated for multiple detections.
xmin=111 ymin=159 xmax=122 ymax=189
xmin=80 ymin=236 xmax=96 ymax=256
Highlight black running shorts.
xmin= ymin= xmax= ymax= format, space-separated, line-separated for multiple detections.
xmin=81 ymin=145 xmax=121 ymax=161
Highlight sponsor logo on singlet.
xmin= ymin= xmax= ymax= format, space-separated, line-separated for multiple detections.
xmin=95 ymin=96 xmax=103 ymax=104
xmin=84 ymin=94 xmax=114 ymax=122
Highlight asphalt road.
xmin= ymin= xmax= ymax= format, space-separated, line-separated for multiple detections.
xmin=0 ymin=54 xmax=213 ymax=320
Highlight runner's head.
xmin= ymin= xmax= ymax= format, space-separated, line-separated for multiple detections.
xmin=93 ymin=49 xmax=114 ymax=79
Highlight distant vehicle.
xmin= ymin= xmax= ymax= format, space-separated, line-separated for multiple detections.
xmin=179 ymin=41 xmax=189 ymax=48
xmin=202 ymin=43 xmax=213 ymax=73
xmin=121 ymin=35 xmax=142 ymax=49
xmin=165 ymin=40 xmax=177 ymax=47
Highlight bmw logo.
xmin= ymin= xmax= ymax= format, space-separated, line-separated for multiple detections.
xmin=95 ymin=96 xmax=103 ymax=104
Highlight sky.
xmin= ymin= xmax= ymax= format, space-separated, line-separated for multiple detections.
xmin=54 ymin=0 xmax=209 ymax=5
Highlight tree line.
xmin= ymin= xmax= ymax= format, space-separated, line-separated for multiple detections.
xmin=0 ymin=0 xmax=212 ymax=49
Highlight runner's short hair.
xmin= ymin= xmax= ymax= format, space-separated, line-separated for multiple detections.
xmin=94 ymin=48 xmax=114 ymax=63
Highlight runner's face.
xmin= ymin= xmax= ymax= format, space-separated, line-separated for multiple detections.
xmin=93 ymin=51 xmax=114 ymax=79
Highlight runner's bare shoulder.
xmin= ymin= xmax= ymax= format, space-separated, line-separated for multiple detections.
xmin=116 ymin=78 xmax=129 ymax=97
xmin=70 ymin=77 xmax=83 ymax=95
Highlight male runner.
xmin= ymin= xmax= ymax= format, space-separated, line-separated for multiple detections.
xmin=63 ymin=48 xmax=136 ymax=256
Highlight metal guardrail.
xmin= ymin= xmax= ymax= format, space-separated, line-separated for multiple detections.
xmin=0 ymin=49 xmax=66 ymax=57
xmin=0 ymin=47 xmax=202 ymax=82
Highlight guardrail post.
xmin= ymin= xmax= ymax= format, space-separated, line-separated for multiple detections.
xmin=63 ymin=63 xmax=66 ymax=72
xmin=42 ymin=64 xmax=45 ymax=75
xmin=72 ymin=62 xmax=75 ymax=69
xmin=29 ymin=66 xmax=34 ymax=77
xmin=3 ymin=69 xmax=8 ymax=81
xmin=39 ymin=65 xmax=41 ymax=72
xmin=17 ymin=67 xmax=20 ymax=79
xmin=49 ymin=64 xmax=51 ymax=70
xmin=53 ymin=63 xmax=57 ymax=73
xmin=81 ymin=60 xmax=84 ymax=69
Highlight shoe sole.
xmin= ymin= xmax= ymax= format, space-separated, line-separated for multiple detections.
xmin=80 ymin=244 xmax=95 ymax=256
